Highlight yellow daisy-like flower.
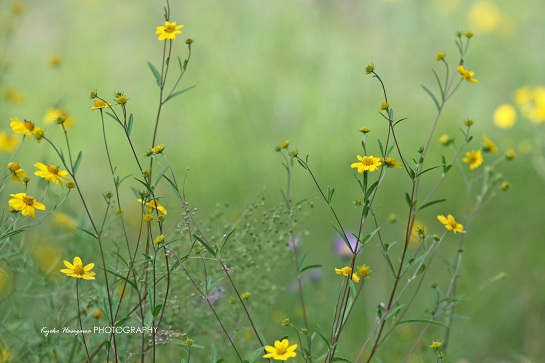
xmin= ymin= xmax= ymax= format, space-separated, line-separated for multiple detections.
xmin=32 ymin=127 xmax=46 ymax=142
xmin=8 ymin=193 xmax=46 ymax=218
xmin=430 ymin=341 xmax=442 ymax=349
xmin=482 ymin=134 xmax=498 ymax=153
xmin=7 ymin=162 xmax=26 ymax=183
xmin=384 ymin=157 xmax=403 ymax=168
xmin=335 ymin=266 xmax=360 ymax=283
xmin=357 ymin=265 xmax=372 ymax=278
xmin=457 ymin=65 xmax=478 ymax=83
xmin=437 ymin=214 xmax=466 ymax=234
xmin=34 ymin=162 xmax=70 ymax=187
xmin=91 ymin=99 xmax=112 ymax=110
xmin=156 ymin=21 xmax=184 ymax=41
xmin=263 ymin=339 xmax=298 ymax=361
xmin=0 ymin=131 xmax=20 ymax=152
xmin=436 ymin=52 xmax=446 ymax=61
xmin=153 ymin=234 xmax=165 ymax=245
xmin=60 ymin=256 xmax=96 ymax=280
xmin=351 ymin=155 xmax=382 ymax=173
xmin=10 ymin=118 xmax=35 ymax=137
xmin=463 ymin=149 xmax=483 ymax=169
xmin=137 ymin=198 xmax=167 ymax=215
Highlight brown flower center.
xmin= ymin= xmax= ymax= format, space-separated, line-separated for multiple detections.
xmin=22 ymin=196 xmax=35 ymax=206
xmin=73 ymin=264 xmax=85 ymax=276
xmin=24 ymin=120 xmax=35 ymax=131
xmin=276 ymin=346 xmax=287 ymax=355
xmin=165 ymin=24 xmax=176 ymax=33
xmin=47 ymin=165 xmax=59 ymax=174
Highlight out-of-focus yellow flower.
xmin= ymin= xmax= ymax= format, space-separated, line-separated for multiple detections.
xmin=482 ymin=134 xmax=498 ymax=153
xmin=0 ymin=263 xmax=12 ymax=297
xmin=30 ymin=241 xmax=62 ymax=276
xmin=54 ymin=212 xmax=77 ymax=231
xmin=493 ymin=104 xmax=516 ymax=128
xmin=4 ymin=89 xmax=24 ymax=105
xmin=0 ymin=131 xmax=20 ymax=152
xmin=44 ymin=107 xmax=74 ymax=128
xmin=468 ymin=1 xmax=502 ymax=33
xmin=49 ymin=55 xmax=62 ymax=68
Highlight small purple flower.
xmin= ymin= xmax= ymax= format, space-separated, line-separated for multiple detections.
xmin=207 ymin=285 xmax=225 ymax=305
xmin=333 ymin=232 xmax=359 ymax=258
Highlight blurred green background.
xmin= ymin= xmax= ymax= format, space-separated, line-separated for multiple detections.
xmin=2 ymin=0 xmax=545 ymax=361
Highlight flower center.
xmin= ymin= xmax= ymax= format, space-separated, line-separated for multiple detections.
xmin=165 ymin=24 xmax=176 ymax=33
xmin=73 ymin=264 xmax=85 ymax=276
xmin=361 ymin=157 xmax=374 ymax=166
xmin=47 ymin=165 xmax=59 ymax=174
xmin=276 ymin=346 xmax=287 ymax=355
xmin=24 ymin=120 xmax=35 ymax=131
xmin=8 ymin=162 xmax=20 ymax=171
xmin=22 ymin=196 xmax=35 ymax=206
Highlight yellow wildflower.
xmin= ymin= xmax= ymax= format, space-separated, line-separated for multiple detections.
xmin=430 ymin=341 xmax=442 ymax=349
xmin=0 ymin=131 xmax=20 ymax=152
xmin=151 ymin=144 xmax=165 ymax=154
xmin=351 ymin=155 xmax=382 ymax=173
xmin=439 ymin=134 xmax=453 ymax=146
xmin=493 ymin=104 xmax=516 ymax=128
xmin=60 ymin=256 xmax=96 ymax=280
xmin=357 ymin=265 xmax=371 ymax=278
xmin=4 ymin=89 xmax=24 ymax=105
xmin=437 ymin=214 xmax=466 ymax=234
xmin=44 ymin=107 xmax=75 ymax=128
xmin=463 ymin=150 xmax=483 ymax=169
xmin=34 ymin=162 xmax=70 ymax=187
xmin=156 ymin=21 xmax=184 ymax=41
xmin=32 ymin=127 xmax=46 ymax=142
xmin=436 ymin=52 xmax=446 ymax=61
xmin=91 ymin=99 xmax=111 ymax=110
xmin=335 ymin=266 xmax=360 ymax=282
xmin=482 ymin=134 xmax=498 ymax=153
xmin=137 ymin=198 xmax=167 ymax=215
xmin=49 ymin=55 xmax=62 ymax=68
xmin=241 ymin=291 xmax=251 ymax=300
xmin=384 ymin=157 xmax=403 ymax=168
xmin=7 ymin=162 xmax=26 ymax=183
xmin=10 ymin=118 xmax=35 ymax=137
xmin=8 ymin=193 xmax=46 ymax=218
xmin=365 ymin=64 xmax=375 ymax=74
xmin=263 ymin=339 xmax=298 ymax=361
xmin=153 ymin=234 xmax=165 ymax=245
xmin=506 ymin=149 xmax=516 ymax=160
xmin=457 ymin=65 xmax=478 ymax=83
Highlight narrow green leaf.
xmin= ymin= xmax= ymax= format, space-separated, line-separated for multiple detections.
xmin=147 ymin=61 xmax=162 ymax=87
xmin=218 ymin=227 xmax=236 ymax=255
xmin=76 ymin=227 xmax=98 ymax=239
xmin=332 ymin=358 xmax=353 ymax=362
xmin=432 ymin=69 xmax=445 ymax=99
xmin=421 ymin=85 xmax=440 ymax=111
xmin=114 ymin=316 xmax=131 ymax=327
xmin=127 ymin=113 xmax=134 ymax=136
xmin=416 ymin=164 xmax=444 ymax=177
xmin=152 ymin=304 xmax=163 ymax=317
xmin=398 ymin=319 xmax=448 ymax=328
xmin=192 ymin=234 xmax=217 ymax=257
xmin=393 ymin=117 xmax=408 ymax=127
xmin=418 ymin=198 xmax=447 ymax=211
xmin=105 ymin=269 xmax=138 ymax=291
xmin=330 ymin=223 xmax=354 ymax=254
xmin=300 ymin=264 xmax=322 ymax=274
xmin=382 ymin=304 xmax=404 ymax=321
xmin=105 ymin=111 xmax=122 ymax=126
xmin=164 ymin=84 xmax=196 ymax=103
xmin=327 ymin=186 xmax=335 ymax=203
xmin=405 ymin=192 xmax=412 ymax=207
xmin=73 ymin=151 xmax=83 ymax=173
xmin=377 ymin=139 xmax=384 ymax=156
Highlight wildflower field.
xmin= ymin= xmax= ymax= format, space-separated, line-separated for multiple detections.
xmin=1 ymin=0 xmax=545 ymax=362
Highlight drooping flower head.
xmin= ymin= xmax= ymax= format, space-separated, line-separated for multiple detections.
xmin=384 ymin=157 xmax=403 ymax=168
xmin=137 ymin=198 xmax=167 ymax=215
xmin=7 ymin=162 xmax=26 ymax=183
xmin=0 ymin=131 xmax=20 ymax=152
xmin=437 ymin=214 xmax=466 ymax=234
xmin=156 ymin=21 xmax=184 ymax=41
xmin=263 ymin=339 xmax=298 ymax=361
xmin=482 ymin=134 xmax=498 ymax=153
xmin=8 ymin=193 xmax=46 ymax=218
xmin=351 ymin=155 xmax=382 ymax=173
xmin=60 ymin=256 xmax=96 ymax=280
xmin=335 ymin=266 xmax=360 ymax=282
xmin=34 ymin=162 xmax=70 ymax=187
xmin=457 ymin=65 xmax=478 ymax=83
